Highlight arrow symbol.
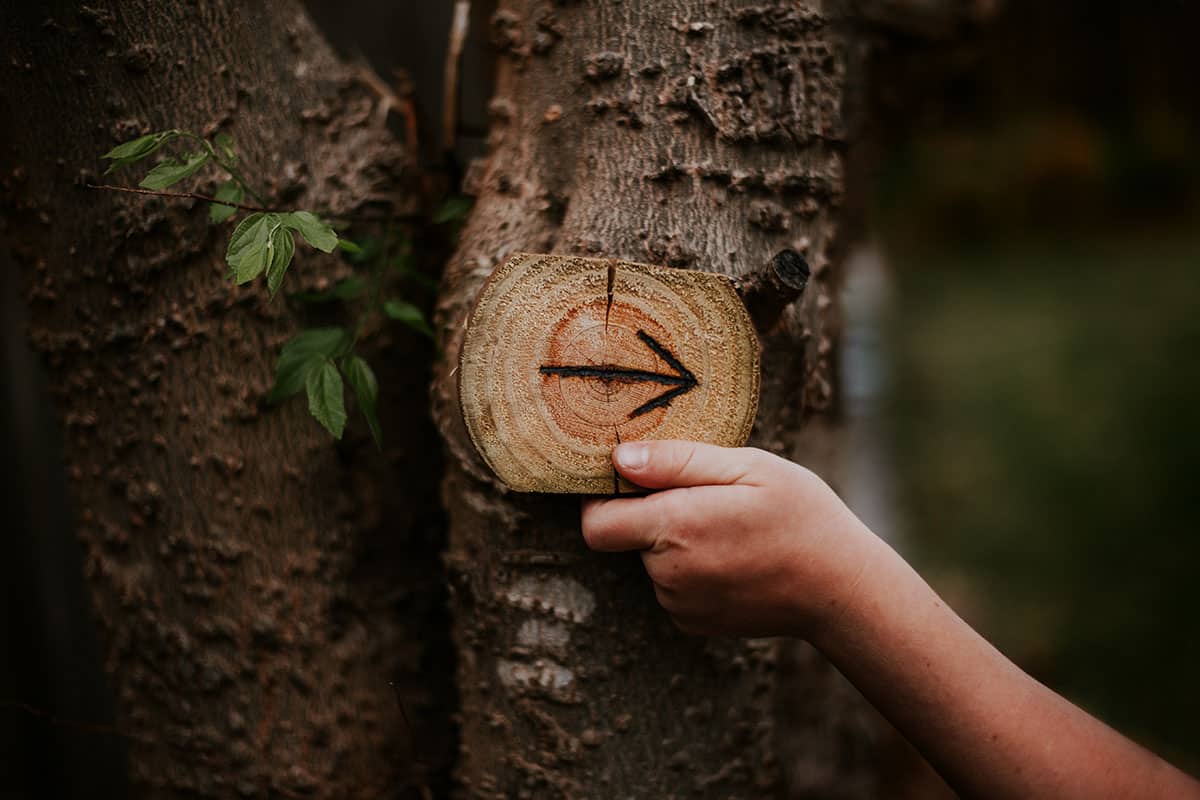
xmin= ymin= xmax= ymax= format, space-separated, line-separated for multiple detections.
xmin=540 ymin=330 xmax=699 ymax=419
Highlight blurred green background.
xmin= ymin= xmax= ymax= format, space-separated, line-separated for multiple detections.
xmin=865 ymin=0 xmax=1200 ymax=773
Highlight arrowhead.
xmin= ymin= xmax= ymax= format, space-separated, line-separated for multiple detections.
xmin=460 ymin=253 xmax=760 ymax=493
xmin=627 ymin=330 xmax=697 ymax=418
xmin=538 ymin=329 xmax=699 ymax=419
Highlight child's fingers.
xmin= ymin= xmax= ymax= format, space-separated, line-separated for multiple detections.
xmin=612 ymin=440 xmax=756 ymax=489
xmin=581 ymin=496 xmax=663 ymax=552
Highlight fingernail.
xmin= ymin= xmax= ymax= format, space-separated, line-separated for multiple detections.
xmin=614 ymin=442 xmax=648 ymax=471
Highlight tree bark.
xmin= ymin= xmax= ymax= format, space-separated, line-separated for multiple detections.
xmin=433 ymin=1 xmax=879 ymax=796
xmin=0 ymin=2 xmax=453 ymax=797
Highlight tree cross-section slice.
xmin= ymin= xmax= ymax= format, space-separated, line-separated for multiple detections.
xmin=458 ymin=253 xmax=761 ymax=493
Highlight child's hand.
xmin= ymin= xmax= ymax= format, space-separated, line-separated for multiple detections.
xmin=580 ymin=441 xmax=878 ymax=637
xmin=585 ymin=443 xmax=1200 ymax=799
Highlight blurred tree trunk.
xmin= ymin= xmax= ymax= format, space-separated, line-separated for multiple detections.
xmin=433 ymin=0 xmax=879 ymax=796
xmin=0 ymin=1 xmax=453 ymax=797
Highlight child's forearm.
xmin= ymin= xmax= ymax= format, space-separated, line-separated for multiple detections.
xmin=583 ymin=441 xmax=1198 ymax=796
xmin=810 ymin=531 xmax=1200 ymax=799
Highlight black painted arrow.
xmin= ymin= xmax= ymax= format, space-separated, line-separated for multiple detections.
xmin=540 ymin=330 xmax=699 ymax=419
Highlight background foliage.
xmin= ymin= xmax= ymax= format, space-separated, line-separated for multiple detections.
xmin=871 ymin=0 xmax=1200 ymax=772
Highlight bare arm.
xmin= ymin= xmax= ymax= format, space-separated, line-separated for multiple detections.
xmin=581 ymin=441 xmax=1200 ymax=800
xmin=813 ymin=524 xmax=1194 ymax=799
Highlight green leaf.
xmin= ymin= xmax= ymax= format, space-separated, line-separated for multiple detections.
xmin=336 ymin=238 xmax=364 ymax=257
xmin=266 ymin=226 xmax=296 ymax=299
xmin=226 ymin=212 xmax=265 ymax=266
xmin=213 ymin=132 xmax=236 ymax=162
xmin=281 ymin=211 xmax=337 ymax=253
xmin=225 ymin=212 xmax=279 ymax=284
xmin=383 ymin=300 xmax=435 ymax=339
xmin=139 ymin=149 xmax=210 ymax=190
xmin=269 ymin=327 xmax=351 ymax=404
xmin=288 ymin=278 xmax=365 ymax=304
xmin=305 ymin=359 xmax=347 ymax=439
xmin=331 ymin=278 xmax=365 ymax=300
xmin=342 ymin=354 xmax=382 ymax=449
xmin=209 ymin=180 xmax=243 ymax=223
xmin=103 ymin=132 xmax=167 ymax=160
xmin=432 ymin=195 xmax=473 ymax=224
xmin=101 ymin=130 xmax=177 ymax=174
xmin=339 ymin=236 xmax=384 ymax=265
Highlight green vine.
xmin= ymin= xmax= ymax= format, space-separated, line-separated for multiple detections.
xmin=99 ymin=129 xmax=457 ymax=447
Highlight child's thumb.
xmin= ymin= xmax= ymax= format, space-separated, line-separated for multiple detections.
xmin=612 ymin=440 xmax=753 ymax=489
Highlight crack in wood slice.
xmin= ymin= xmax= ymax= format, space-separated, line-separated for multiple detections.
xmin=459 ymin=253 xmax=761 ymax=493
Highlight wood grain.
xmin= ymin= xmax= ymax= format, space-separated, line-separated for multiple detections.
xmin=459 ymin=253 xmax=760 ymax=493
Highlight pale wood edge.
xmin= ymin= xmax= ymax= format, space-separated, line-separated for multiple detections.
xmin=459 ymin=252 xmax=762 ymax=494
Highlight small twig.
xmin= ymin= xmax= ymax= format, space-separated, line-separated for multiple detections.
xmin=735 ymin=248 xmax=811 ymax=335
xmin=442 ymin=1 xmax=472 ymax=153
xmin=86 ymin=183 xmax=420 ymax=224
xmin=176 ymin=130 xmax=269 ymax=206
xmin=88 ymin=182 xmax=284 ymax=213
xmin=391 ymin=70 xmax=421 ymax=154
xmin=354 ymin=61 xmax=420 ymax=152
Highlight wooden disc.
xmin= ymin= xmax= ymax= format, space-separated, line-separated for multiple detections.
xmin=459 ymin=253 xmax=760 ymax=493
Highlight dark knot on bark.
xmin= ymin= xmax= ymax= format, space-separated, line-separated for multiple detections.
xmin=736 ymin=248 xmax=811 ymax=335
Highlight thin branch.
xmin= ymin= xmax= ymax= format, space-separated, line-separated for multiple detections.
xmin=353 ymin=60 xmax=420 ymax=152
xmin=86 ymin=183 xmax=419 ymax=224
xmin=88 ymin=182 xmax=283 ymax=213
xmin=442 ymin=1 xmax=472 ymax=153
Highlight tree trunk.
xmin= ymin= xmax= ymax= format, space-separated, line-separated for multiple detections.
xmin=0 ymin=2 xmax=453 ymax=797
xmin=433 ymin=1 xmax=879 ymax=796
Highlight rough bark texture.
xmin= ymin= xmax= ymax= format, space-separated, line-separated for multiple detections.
xmin=433 ymin=1 xmax=879 ymax=796
xmin=1 ymin=2 xmax=453 ymax=797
